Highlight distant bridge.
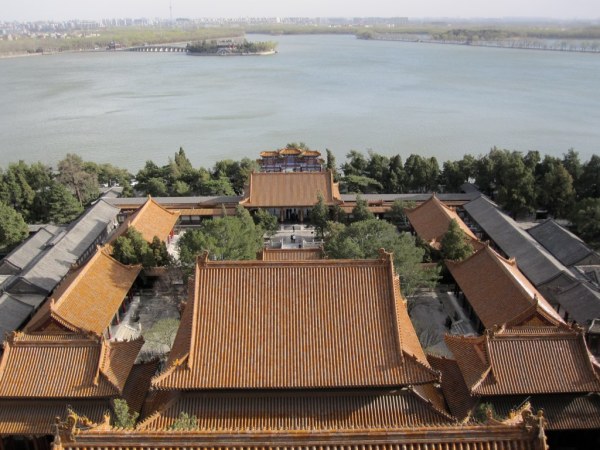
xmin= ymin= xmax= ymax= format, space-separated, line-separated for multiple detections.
xmin=127 ymin=44 xmax=187 ymax=53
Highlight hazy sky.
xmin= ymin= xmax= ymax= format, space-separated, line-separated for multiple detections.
xmin=3 ymin=0 xmax=599 ymax=22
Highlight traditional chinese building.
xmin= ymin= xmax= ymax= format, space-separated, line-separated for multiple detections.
xmin=404 ymin=194 xmax=479 ymax=249
xmin=110 ymin=196 xmax=180 ymax=244
xmin=431 ymin=324 xmax=600 ymax=449
xmin=446 ymin=245 xmax=565 ymax=333
xmin=258 ymin=147 xmax=324 ymax=172
xmin=240 ymin=171 xmax=342 ymax=221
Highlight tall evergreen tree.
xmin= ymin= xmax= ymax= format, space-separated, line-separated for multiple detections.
xmin=351 ymin=194 xmax=375 ymax=222
xmin=440 ymin=219 xmax=474 ymax=261
xmin=0 ymin=201 xmax=29 ymax=251
xmin=311 ymin=192 xmax=330 ymax=238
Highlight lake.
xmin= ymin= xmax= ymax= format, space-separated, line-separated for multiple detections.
xmin=0 ymin=34 xmax=598 ymax=171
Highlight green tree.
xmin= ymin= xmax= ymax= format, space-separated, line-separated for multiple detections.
xmin=253 ymin=208 xmax=279 ymax=236
xmin=524 ymin=150 xmax=541 ymax=171
xmin=112 ymin=228 xmax=171 ymax=267
xmin=199 ymin=177 xmax=236 ymax=196
xmin=440 ymin=219 xmax=474 ymax=261
xmin=536 ymin=157 xmax=575 ymax=217
xmin=0 ymin=202 xmax=29 ymax=251
xmin=0 ymin=164 xmax=37 ymax=221
xmin=324 ymin=219 xmax=439 ymax=295
xmin=84 ymin=161 xmax=134 ymax=196
xmin=57 ymin=153 xmax=99 ymax=205
xmin=310 ymin=192 xmax=330 ymax=238
xmin=42 ymin=182 xmax=83 ymax=224
xmin=562 ymin=148 xmax=583 ymax=189
xmin=474 ymin=147 xmax=507 ymax=197
xmin=365 ymin=150 xmax=390 ymax=186
xmin=136 ymin=160 xmax=168 ymax=191
xmin=325 ymin=149 xmax=339 ymax=181
xmin=342 ymin=174 xmax=383 ymax=194
xmin=213 ymin=158 xmax=259 ymax=195
xmin=578 ymin=155 xmax=600 ymax=199
xmin=404 ymin=154 xmax=439 ymax=192
xmin=385 ymin=155 xmax=406 ymax=193
xmin=441 ymin=161 xmax=465 ymax=192
xmin=144 ymin=177 xmax=169 ymax=197
xmin=570 ymin=198 xmax=600 ymax=249
xmin=341 ymin=150 xmax=368 ymax=177
xmin=172 ymin=180 xmax=191 ymax=196
xmin=112 ymin=399 xmax=138 ymax=429
xmin=387 ymin=200 xmax=415 ymax=228
xmin=169 ymin=412 xmax=198 ymax=431
xmin=351 ymin=194 xmax=375 ymax=222
xmin=178 ymin=213 xmax=263 ymax=265
xmin=495 ymin=152 xmax=536 ymax=218
xmin=442 ymin=154 xmax=476 ymax=192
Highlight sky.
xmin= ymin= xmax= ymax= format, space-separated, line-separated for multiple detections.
xmin=3 ymin=0 xmax=600 ymax=22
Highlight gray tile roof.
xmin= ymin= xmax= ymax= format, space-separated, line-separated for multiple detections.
xmin=105 ymin=196 xmax=242 ymax=207
xmin=14 ymin=199 xmax=120 ymax=293
xmin=528 ymin=220 xmax=600 ymax=267
xmin=552 ymin=282 xmax=600 ymax=325
xmin=463 ymin=196 xmax=569 ymax=286
xmin=340 ymin=193 xmax=479 ymax=203
xmin=0 ymin=225 xmax=64 ymax=275
xmin=0 ymin=199 xmax=121 ymax=339
xmin=465 ymin=196 xmax=600 ymax=325
xmin=0 ymin=293 xmax=45 ymax=339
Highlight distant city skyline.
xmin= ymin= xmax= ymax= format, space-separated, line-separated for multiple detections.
xmin=3 ymin=0 xmax=600 ymax=22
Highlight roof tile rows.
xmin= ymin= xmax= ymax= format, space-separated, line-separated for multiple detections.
xmin=240 ymin=172 xmax=342 ymax=207
xmin=405 ymin=194 xmax=477 ymax=248
xmin=259 ymin=248 xmax=324 ymax=261
xmin=153 ymin=254 xmax=439 ymax=390
xmin=463 ymin=197 xmax=567 ymax=286
xmin=528 ymin=219 xmax=600 ymax=267
xmin=111 ymin=197 xmax=179 ymax=244
xmin=25 ymin=247 xmax=141 ymax=336
xmin=138 ymin=389 xmax=453 ymax=431
xmin=0 ymin=200 xmax=120 ymax=338
xmin=445 ymin=327 xmax=600 ymax=396
xmin=0 ymin=333 xmax=142 ymax=398
xmin=446 ymin=245 xmax=563 ymax=329
xmin=0 ymin=399 xmax=109 ymax=435
xmin=464 ymin=196 xmax=600 ymax=324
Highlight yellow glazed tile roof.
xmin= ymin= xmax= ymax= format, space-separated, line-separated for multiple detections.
xmin=241 ymin=171 xmax=342 ymax=207
xmin=26 ymin=247 xmax=141 ymax=336
xmin=153 ymin=251 xmax=439 ymax=390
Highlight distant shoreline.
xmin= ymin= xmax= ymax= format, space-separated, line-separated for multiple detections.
xmin=186 ymin=50 xmax=277 ymax=56
xmin=359 ymin=34 xmax=600 ymax=54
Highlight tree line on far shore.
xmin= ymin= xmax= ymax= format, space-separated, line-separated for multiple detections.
xmin=0 ymin=144 xmax=598 ymax=252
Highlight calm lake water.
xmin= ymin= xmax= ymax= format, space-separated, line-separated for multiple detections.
xmin=1 ymin=34 xmax=598 ymax=171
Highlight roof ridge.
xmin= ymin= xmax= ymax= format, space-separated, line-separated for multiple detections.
xmin=200 ymin=258 xmax=387 ymax=268
xmin=384 ymin=250 xmax=405 ymax=366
